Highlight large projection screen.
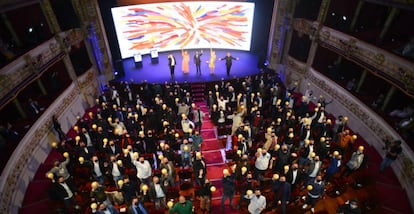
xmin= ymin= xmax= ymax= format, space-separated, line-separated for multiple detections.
xmin=111 ymin=1 xmax=255 ymax=59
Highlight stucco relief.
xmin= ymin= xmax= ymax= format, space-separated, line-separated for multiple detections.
xmin=293 ymin=18 xmax=414 ymax=97
xmin=0 ymin=84 xmax=81 ymax=213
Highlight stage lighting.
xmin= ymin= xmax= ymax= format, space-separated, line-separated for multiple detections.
xmin=150 ymin=49 xmax=158 ymax=64
xmin=134 ymin=52 xmax=142 ymax=68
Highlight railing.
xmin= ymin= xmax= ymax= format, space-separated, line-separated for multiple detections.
xmin=0 ymin=28 xmax=84 ymax=109
xmin=292 ymin=18 xmax=414 ymax=97
xmin=0 ymin=68 xmax=98 ymax=214
xmin=286 ymin=56 xmax=414 ymax=211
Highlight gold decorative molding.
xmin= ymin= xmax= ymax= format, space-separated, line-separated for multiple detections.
xmin=292 ymin=18 xmax=414 ymax=98
xmin=0 ymin=84 xmax=81 ymax=213
xmin=287 ymin=56 xmax=400 ymax=141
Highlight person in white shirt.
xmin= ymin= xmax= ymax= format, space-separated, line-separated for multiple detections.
xmin=181 ymin=115 xmax=195 ymax=137
xmin=217 ymin=95 xmax=229 ymax=111
xmin=254 ymin=149 xmax=271 ymax=180
xmin=245 ymin=189 xmax=267 ymax=214
xmin=133 ymin=157 xmax=152 ymax=184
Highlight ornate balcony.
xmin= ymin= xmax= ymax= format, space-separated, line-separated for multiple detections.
xmin=292 ymin=18 xmax=414 ymax=97
xmin=0 ymin=28 xmax=83 ymax=109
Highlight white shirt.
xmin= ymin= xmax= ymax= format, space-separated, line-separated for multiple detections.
xmin=247 ymin=195 xmax=266 ymax=214
xmin=317 ymin=112 xmax=325 ymax=123
xmin=292 ymin=169 xmax=298 ymax=184
xmin=217 ymin=99 xmax=228 ymax=110
xmin=112 ymin=162 xmax=121 ymax=177
xmin=181 ymin=119 xmax=195 ymax=133
xmin=155 ymin=183 xmax=165 ymax=198
xmin=93 ymin=162 xmax=102 ymax=177
xmin=134 ymin=160 xmax=152 ymax=179
xmin=59 ymin=182 xmax=73 ymax=199
xmin=171 ymin=56 xmax=175 ymax=66
xmin=255 ymin=152 xmax=271 ymax=170
xmin=84 ymin=132 xmax=92 ymax=147
xmin=308 ymin=145 xmax=314 ymax=159
xmin=309 ymin=161 xmax=322 ymax=178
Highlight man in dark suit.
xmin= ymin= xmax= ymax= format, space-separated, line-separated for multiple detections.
xmin=53 ymin=175 xmax=79 ymax=211
xmin=220 ymin=52 xmax=239 ymax=76
xmin=194 ymin=50 xmax=203 ymax=76
xmin=286 ymin=163 xmax=303 ymax=192
xmin=272 ymin=176 xmax=291 ymax=214
xmin=168 ymin=54 xmax=176 ymax=80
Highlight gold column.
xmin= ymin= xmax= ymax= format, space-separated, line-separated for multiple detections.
xmin=1 ymin=13 xmax=22 ymax=47
xmin=13 ymin=99 xmax=27 ymax=119
xmin=381 ymin=85 xmax=396 ymax=111
xmin=349 ymin=0 xmax=365 ymax=31
xmin=280 ymin=0 xmax=297 ymax=64
xmin=379 ymin=7 xmax=399 ymax=42
xmin=36 ymin=79 xmax=47 ymax=96
xmin=54 ymin=34 xmax=91 ymax=108
xmin=305 ymin=0 xmax=331 ymax=68
xmin=72 ymin=0 xmax=113 ymax=81
xmin=355 ymin=69 xmax=368 ymax=93
xmin=39 ymin=0 xmax=61 ymax=34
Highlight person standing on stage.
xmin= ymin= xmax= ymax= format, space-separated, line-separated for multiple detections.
xmin=168 ymin=54 xmax=176 ymax=79
xmin=209 ymin=48 xmax=216 ymax=74
xmin=220 ymin=52 xmax=239 ymax=76
xmin=194 ymin=50 xmax=203 ymax=76
xmin=181 ymin=50 xmax=190 ymax=74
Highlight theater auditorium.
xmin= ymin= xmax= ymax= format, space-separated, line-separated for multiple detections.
xmin=0 ymin=0 xmax=413 ymax=214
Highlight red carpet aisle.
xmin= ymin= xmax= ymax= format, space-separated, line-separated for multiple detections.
xmin=197 ymin=102 xmax=244 ymax=214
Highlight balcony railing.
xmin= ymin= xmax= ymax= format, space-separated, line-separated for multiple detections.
xmin=292 ymin=18 xmax=414 ymax=97
xmin=0 ymin=28 xmax=84 ymax=109
xmin=286 ymin=55 xmax=414 ymax=211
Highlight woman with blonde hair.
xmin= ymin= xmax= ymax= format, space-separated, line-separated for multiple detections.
xmin=181 ymin=49 xmax=190 ymax=74
xmin=208 ymin=47 xmax=216 ymax=74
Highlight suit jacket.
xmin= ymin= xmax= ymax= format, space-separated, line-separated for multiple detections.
xmin=223 ymin=55 xmax=236 ymax=66
xmin=148 ymin=182 xmax=167 ymax=200
xmin=105 ymin=144 xmax=122 ymax=156
xmin=76 ymin=145 xmax=94 ymax=160
xmin=53 ymin=180 xmax=77 ymax=200
xmin=168 ymin=56 xmax=176 ymax=67
xmin=127 ymin=202 xmax=148 ymax=214
xmin=286 ymin=169 xmax=303 ymax=185
xmin=160 ymin=161 xmax=176 ymax=180
xmin=194 ymin=53 xmax=203 ymax=65
xmin=272 ymin=181 xmax=291 ymax=201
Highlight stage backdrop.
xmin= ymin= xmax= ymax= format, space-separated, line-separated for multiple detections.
xmin=111 ymin=1 xmax=255 ymax=59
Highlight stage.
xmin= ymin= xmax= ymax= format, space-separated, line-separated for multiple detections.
xmin=112 ymin=50 xmax=261 ymax=83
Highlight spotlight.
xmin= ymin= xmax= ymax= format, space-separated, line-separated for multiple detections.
xmin=28 ymin=27 xmax=33 ymax=33
xmin=342 ymin=16 xmax=347 ymax=21
xmin=331 ymin=12 xmax=335 ymax=16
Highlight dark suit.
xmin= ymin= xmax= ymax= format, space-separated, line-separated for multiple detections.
xmin=53 ymin=180 xmax=77 ymax=210
xmin=272 ymin=181 xmax=291 ymax=214
xmin=221 ymin=55 xmax=237 ymax=76
xmin=168 ymin=55 xmax=176 ymax=78
xmin=286 ymin=168 xmax=303 ymax=191
xmin=194 ymin=53 xmax=203 ymax=75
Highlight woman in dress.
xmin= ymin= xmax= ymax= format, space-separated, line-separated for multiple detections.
xmin=182 ymin=49 xmax=190 ymax=74
xmin=209 ymin=48 xmax=216 ymax=74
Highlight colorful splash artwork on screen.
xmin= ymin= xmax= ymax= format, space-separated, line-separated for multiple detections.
xmin=112 ymin=2 xmax=254 ymax=58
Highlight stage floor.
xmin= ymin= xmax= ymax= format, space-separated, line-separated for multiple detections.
xmin=113 ymin=50 xmax=260 ymax=83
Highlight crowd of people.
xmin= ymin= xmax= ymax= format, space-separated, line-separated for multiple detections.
xmin=43 ymin=71 xmax=402 ymax=214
